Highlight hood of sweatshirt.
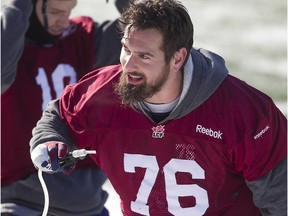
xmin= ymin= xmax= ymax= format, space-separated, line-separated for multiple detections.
xmin=136 ymin=48 xmax=229 ymax=123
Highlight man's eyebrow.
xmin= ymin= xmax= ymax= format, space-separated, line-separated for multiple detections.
xmin=49 ymin=8 xmax=65 ymax=13
xmin=121 ymin=39 xmax=155 ymax=58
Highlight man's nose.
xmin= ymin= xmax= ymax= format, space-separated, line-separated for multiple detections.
xmin=122 ymin=54 xmax=138 ymax=72
xmin=57 ymin=15 xmax=70 ymax=28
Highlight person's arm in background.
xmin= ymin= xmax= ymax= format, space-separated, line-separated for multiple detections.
xmin=92 ymin=0 xmax=130 ymax=68
xmin=1 ymin=0 xmax=33 ymax=93
xmin=114 ymin=0 xmax=130 ymax=14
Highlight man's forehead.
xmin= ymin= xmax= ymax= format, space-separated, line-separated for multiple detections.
xmin=47 ymin=0 xmax=77 ymax=9
xmin=123 ymin=27 xmax=163 ymax=41
xmin=122 ymin=27 xmax=165 ymax=56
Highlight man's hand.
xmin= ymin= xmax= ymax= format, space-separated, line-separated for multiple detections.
xmin=31 ymin=141 xmax=76 ymax=174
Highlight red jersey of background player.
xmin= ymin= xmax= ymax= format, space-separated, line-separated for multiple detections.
xmin=1 ymin=16 xmax=96 ymax=184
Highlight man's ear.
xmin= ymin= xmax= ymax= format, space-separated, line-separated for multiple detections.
xmin=172 ymin=47 xmax=187 ymax=72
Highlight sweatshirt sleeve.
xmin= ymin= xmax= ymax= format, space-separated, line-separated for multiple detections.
xmin=246 ymin=157 xmax=287 ymax=216
xmin=1 ymin=0 xmax=33 ymax=93
xmin=30 ymin=99 xmax=77 ymax=152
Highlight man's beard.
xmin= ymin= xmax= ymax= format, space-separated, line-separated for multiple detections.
xmin=114 ymin=65 xmax=170 ymax=106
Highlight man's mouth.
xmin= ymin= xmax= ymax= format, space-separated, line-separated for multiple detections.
xmin=127 ymin=73 xmax=144 ymax=85
xmin=49 ymin=28 xmax=65 ymax=35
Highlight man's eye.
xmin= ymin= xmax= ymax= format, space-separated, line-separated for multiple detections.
xmin=50 ymin=12 xmax=59 ymax=15
xmin=140 ymin=54 xmax=149 ymax=60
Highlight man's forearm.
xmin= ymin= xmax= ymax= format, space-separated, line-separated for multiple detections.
xmin=30 ymin=99 xmax=77 ymax=153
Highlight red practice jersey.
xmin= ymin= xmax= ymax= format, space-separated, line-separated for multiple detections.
xmin=59 ymin=65 xmax=287 ymax=215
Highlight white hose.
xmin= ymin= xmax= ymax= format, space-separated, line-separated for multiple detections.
xmin=36 ymin=149 xmax=96 ymax=216
xmin=38 ymin=169 xmax=49 ymax=216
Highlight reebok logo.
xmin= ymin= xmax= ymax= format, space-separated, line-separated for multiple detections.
xmin=196 ymin=124 xmax=223 ymax=139
xmin=254 ymin=125 xmax=270 ymax=140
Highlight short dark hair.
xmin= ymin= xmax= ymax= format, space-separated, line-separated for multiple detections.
xmin=119 ymin=0 xmax=194 ymax=65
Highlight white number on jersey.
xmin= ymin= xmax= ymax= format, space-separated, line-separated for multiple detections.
xmin=124 ymin=153 xmax=209 ymax=216
xmin=36 ymin=64 xmax=77 ymax=111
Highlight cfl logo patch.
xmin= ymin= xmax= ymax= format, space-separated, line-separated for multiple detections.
xmin=152 ymin=125 xmax=165 ymax=138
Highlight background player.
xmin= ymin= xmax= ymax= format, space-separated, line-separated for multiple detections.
xmin=1 ymin=0 xmax=129 ymax=215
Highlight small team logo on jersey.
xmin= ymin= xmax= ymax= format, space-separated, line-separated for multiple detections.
xmin=152 ymin=125 xmax=165 ymax=138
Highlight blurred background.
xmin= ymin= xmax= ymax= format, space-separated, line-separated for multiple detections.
xmin=1 ymin=0 xmax=287 ymax=215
